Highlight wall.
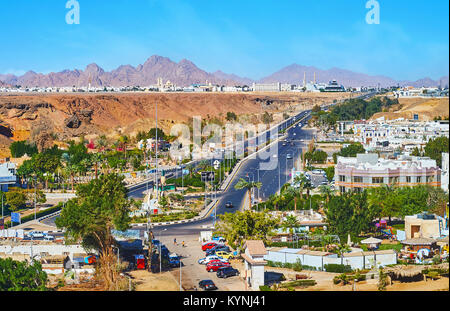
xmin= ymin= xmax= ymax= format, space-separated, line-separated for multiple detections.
xmin=0 ymin=244 xmax=91 ymax=260
xmin=251 ymin=265 xmax=265 ymax=289
xmin=265 ymin=248 xmax=397 ymax=270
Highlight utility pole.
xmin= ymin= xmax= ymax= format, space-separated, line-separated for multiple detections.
xmin=278 ymin=163 xmax=281 ymax=195
xmin=34 ymin=175 xmax=37 ymax=220
xmin=155 ymin=101 xmax=159 ymax=203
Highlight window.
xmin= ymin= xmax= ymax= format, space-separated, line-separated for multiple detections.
xmin=417 ymin=176 xmax=422 ymax=183
xmin=372 ymin=177 xmax=384 ymax=184
xmin=339 ymin=175 xmax=346 ymax=182
xmin=353 ymin=176 xmax=363 ymax=183
xmin=389 ymin=177 xmax=399 ymax=184
xmin=354 ymin=187 xmax=362 ymax=193
xmin=406 ymin=176 xmax=412 ymax=183
xmin=339 ymin=186 xmax=346 ymax=193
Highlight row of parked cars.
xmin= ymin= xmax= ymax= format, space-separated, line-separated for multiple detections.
xmin=198 ymin=239 xmax=240 ymax=290
xmin=26 ymin=231 xmax=54 ymax=241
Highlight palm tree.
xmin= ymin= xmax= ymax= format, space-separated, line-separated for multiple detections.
xmin=97 ymin=135 xmax=108 ymax=153
xmin=119 ymin=135 xmax=129 ymax=158
xmin=281 ymin=214 xmax=299 ymax=235
xmin=319 ymin=185 xmax=335 ymax=203
xmin=234 ymin=178 xmax=262 ymax=210
xmin=293 ymin=174 xmax=310 ymax=200
xmin=283 ymin=186 xmax=301 ymax=211
xmin=90 ymin=153 xmax=103 ymax=179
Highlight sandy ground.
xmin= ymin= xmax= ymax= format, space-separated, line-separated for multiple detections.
xmin=264 ymin=266 xmax=449 ymax=291
xmin=371 ymin=97 xmax=449 ymax=121
xmin=129 ymin=270 xmax=180 ymax=291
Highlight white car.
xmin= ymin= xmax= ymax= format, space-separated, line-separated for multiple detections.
xmin=28 ymin=231 xmax=45 ymax=239
xmin=198 ymin=255 xmax=229 ymax=265
xmin=44 ymin=235 xmax=55 ymax=241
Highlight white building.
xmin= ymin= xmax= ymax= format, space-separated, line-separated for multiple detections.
xmin=252 ymin=82 xmax=280 ymax=92
xmin=242 ymin=240 xmax=267 ymax=290
xmin=335 ymin=154 xmax=442 ymax=193
xmin=442 ymin=152 xmax=449 ymax=192
xmin=0 ymin=162 xmax=18 ymax=191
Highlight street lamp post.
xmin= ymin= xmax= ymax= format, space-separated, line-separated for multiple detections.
xmin=278 ymin=162 xmax=281 ymax=195
xmin=159 ymin=229 xmax=167 ymax=274
xmin=179 ymin=255 xmax=182 ymax=291
xmin=34 ymin=175 xmax=37 ymax=220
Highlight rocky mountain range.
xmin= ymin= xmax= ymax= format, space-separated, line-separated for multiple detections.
xmin=0 ymin=55 xmax=448 ymax=88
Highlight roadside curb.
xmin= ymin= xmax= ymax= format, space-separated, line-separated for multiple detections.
xmin=131 ymin=199 xmax=219 ymax=228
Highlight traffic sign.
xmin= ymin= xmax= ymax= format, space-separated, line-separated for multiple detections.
xmin=11 ymin=212 xmax=20 ymax=224
xmin=201 ymin=171 xmax=215 ymax=182
xmin=213 ymin=160 xmax=220 ymax=170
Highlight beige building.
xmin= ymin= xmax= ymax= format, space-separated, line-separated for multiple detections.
xmin=242 ymin=240 xmax=267 ymax=290
xmin=405 ymin=213 xmax=445 ymax=239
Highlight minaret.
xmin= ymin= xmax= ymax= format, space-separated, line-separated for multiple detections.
xmin=303 ymin=72 xmax=306 ymax=87
xmin=314 ymin=72 xmax=316 ymax=84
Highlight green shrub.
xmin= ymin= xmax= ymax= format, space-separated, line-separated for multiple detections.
xmin=293 ymin=259 xmax=302 ymax=272
xmin=259 ymin=285 xmax=272 ymax=291
xmin=281 ymin=280 xmax=316 ymax=288
xmin=324 ymin=264 xmax=353 ymax=273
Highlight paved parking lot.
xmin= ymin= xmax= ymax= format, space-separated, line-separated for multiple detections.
xmin=158 ymin=233 xmax=246 ymax=291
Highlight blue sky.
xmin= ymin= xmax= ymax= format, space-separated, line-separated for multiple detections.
xmin=0 ymin=0 xmax=448 ymax=81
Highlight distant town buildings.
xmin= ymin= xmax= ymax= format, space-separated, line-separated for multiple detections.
xmin=393 ymin=86 xmax=449 ymax=98
xmin=0 ymin=162 xmax=18 ymax=192
xmin=333 ymin=119 xmax=449 ymax=152
xmin=335 ymin=153 xmax=442 ymax=193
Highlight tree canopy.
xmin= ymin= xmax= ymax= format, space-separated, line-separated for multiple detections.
xmin=0 ymin=258 xmax=48 ymax=291
xmin=214 ymin=210 xmax=279 ymax=250
xmin=55 ymin=173 xmax=131 ymax=289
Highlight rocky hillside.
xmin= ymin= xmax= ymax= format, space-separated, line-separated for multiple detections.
xmin=0 ymin=92 xmax=348 ymax=152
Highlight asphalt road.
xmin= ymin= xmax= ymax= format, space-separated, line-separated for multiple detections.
xmin=40 ymin=91 xmax=377 ymax=236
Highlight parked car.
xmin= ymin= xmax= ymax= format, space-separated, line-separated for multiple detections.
xmin=168 ymin=253 xmax=180 ymax=268
xmin=215 ymin=251 xmax=234 ymax=260
xmin=198 ymin=255 xmax=229 ymax=265
xmin=286 ymin=154 xmax=293 ymax=159
xmin=225 ymin=201 xmax=233 ymax=208
xmin=28 ymin=231 xmax=45 ymax=239
xmin=206 ymin=261 xmax=231 ymax=272
xmin=43 ymin=234 xmax=55 ymax=241
xmin=202 ymin=242 xmax=218 ymax=251
xmin=217 ymin=267 xmax=239 ymax=278
xmin=198 ymin=280 xmax=217 ymax=291
xmin=206 ymin=245 xmax=231 ymax=256
xmin=212 ymin=236 xmax=226 ymax=243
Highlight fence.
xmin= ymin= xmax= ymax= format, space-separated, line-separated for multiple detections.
xmin=265 ymin=247 xmax=397 ymax=271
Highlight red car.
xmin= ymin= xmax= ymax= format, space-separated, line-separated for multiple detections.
xmin=206 ymin=261 xmax=231 ymax=272
xmin=202 ymin=242 xmax=218 ymax=251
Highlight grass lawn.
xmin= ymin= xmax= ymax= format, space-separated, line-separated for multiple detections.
xmin=360 ymin=243 xmax=403 ymax=252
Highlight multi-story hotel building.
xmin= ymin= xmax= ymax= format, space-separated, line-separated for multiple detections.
xmin=335 ymin=154 xmax=441 ymax=193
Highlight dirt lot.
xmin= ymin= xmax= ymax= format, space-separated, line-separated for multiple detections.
xmin=264 ymin=266 xmax=449 ymax=291
xmin=371 ymin=97 xmax=449 ymax=121
xmin=129 ymin=270 xmax=180 ymax=291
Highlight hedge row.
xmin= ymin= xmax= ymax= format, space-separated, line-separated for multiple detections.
xmin=5 ymin=203 xmax=63 ymax=228
xmin=266 ymin=260 xmax=319 ymax=272
xmin=281 ymin=280 xmax=317 ymax=288
xmin=324 ymin=264 xmax=353 ymax=273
